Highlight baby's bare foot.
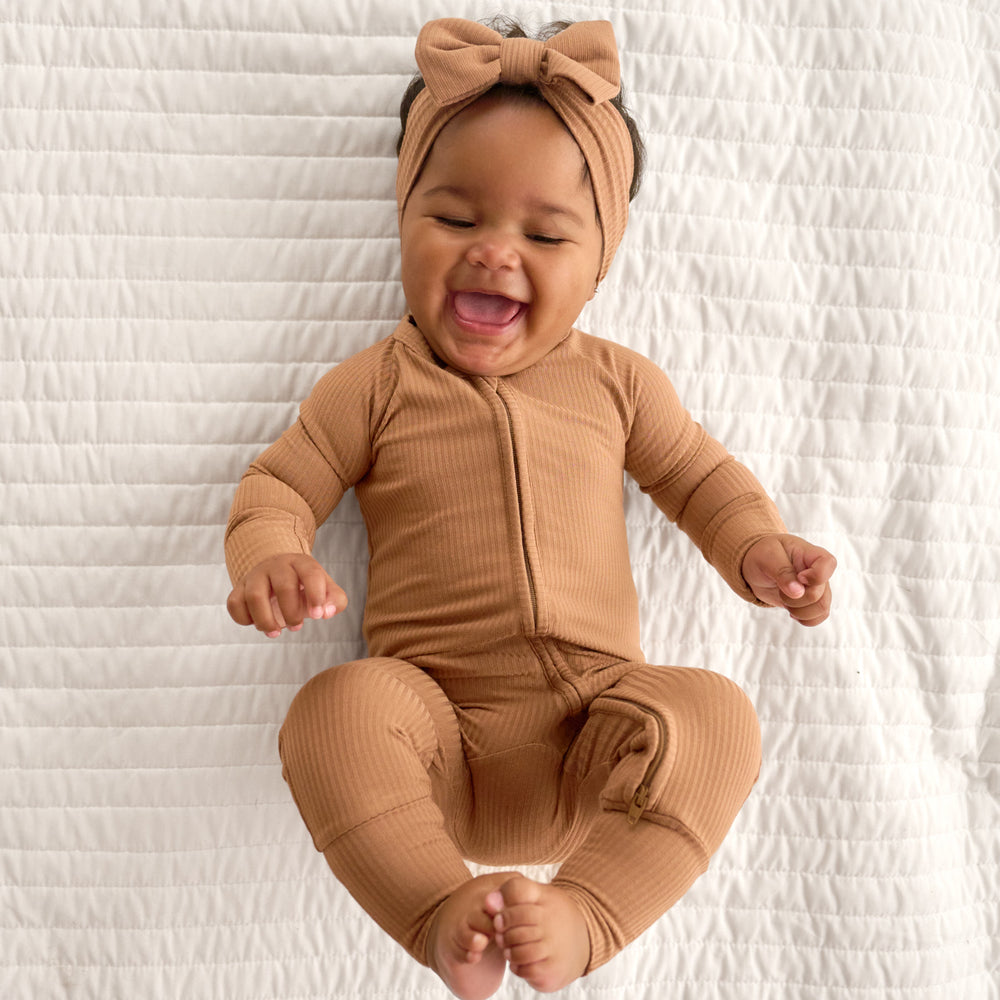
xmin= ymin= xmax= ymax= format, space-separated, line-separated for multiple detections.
xmin=488 ymin=876 xmax=591 ymax=993
xmin=425 ymin=872 xmax=519 ymax=1000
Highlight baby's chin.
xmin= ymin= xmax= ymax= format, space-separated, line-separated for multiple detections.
xmin=438 ymin=341 xmax=525 ymax=378
xmin=426 ymin=318 xmax=536 ymax=378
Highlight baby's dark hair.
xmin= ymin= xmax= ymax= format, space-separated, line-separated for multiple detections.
xmin=396 ymin=16 xmax=646 ymax=202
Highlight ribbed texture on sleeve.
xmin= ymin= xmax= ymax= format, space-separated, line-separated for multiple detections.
xmin=618 ymin=344 xmax=785 ymax=604
xmin=224 ymin=466 xmax=319 ymax=585
xmin=224 ymin=336 xmax=396 ymax=585
xmin=675 ymin=457 xmax=786 ymax=603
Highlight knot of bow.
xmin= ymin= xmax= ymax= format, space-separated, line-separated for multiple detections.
xmin=415 ymin=18 xmax=622 ymax=107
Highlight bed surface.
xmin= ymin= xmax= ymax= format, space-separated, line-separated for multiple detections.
xmin=3 ymin=1 xmax=998 ymax=997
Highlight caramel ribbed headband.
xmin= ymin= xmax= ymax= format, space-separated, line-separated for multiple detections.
xmin=396 ymin=18 xmax=634 ymax=283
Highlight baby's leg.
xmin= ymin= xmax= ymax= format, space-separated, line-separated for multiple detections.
xmin=279 ymin=657 xmax=506 ymax=996
xmin=508 ymin=664 xmax=761 ymax=980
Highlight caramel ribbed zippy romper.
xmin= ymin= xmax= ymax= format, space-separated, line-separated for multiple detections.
xmin=225 ymin=318 xmax=782 ymax=971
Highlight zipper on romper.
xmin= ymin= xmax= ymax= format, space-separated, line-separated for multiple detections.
xmin=601 ymin=695 xmax=668 ymax=825
xmin=496 ymin=386 xmax=539 ymax=631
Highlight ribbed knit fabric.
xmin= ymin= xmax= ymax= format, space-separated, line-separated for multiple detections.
xmin=231 ymin=315 xmax=779 ymax=973
xmin=277 ymin=641 xmax=762 ymax=971
xmin=278 ymin=656 xmax=473 ymax=962
xmin=225 ymin=318 xmax=785 ymax=663
xmin=552 ymin=817 xmax=710 ymax=971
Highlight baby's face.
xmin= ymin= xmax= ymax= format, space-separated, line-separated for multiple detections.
xmin=399 ymin=95 xmax=603 ymax=377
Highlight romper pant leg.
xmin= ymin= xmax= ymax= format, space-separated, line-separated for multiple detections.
xmin=557 ymin=663 xmax=762 ymax=971
xmin=277 ymin=657 xmax=473 ymax=964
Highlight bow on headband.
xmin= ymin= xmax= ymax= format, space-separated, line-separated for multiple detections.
xmin=416 ymin=18 xmax=621 ymax=107
xmin=396 ymin=18 xmax=634 ymax=283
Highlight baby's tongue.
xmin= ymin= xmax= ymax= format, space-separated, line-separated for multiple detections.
xmin=453 ymin=291 xmax=521 ymax=325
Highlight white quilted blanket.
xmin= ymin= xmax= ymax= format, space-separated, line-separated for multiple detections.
xmin=3 ymin=1 xmax=998 ymax=998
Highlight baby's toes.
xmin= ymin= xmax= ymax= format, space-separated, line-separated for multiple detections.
xmin=495 ymin=904 xmax=545 ymax=968
xmin=504 ymin=931 xmax=547 ymax=968
xmin=495 ymin=902 xmax=541 ymax=937
xmin=499 ymin=875 xmax=543 ymax=907
xmin=442 ymin=910 xmax=493 ymax=962
xmin=459 ymin=931 xmax=491 ymax=963
xmin=469 ymin=905 xmax=497 ymax=939
xmin=499 ymin=917 xmax=542 ymax=947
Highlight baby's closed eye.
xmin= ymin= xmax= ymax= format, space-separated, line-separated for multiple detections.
xmin=435 ymin=216 xmax=475 ymax=229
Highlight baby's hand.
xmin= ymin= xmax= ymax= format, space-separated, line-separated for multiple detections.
xmin=741 ymin=534 xmax=836 ymax=627
xmin=227 ymin=553 xmax=347 ymax=638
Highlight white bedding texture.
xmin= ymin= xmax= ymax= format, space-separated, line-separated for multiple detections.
xmin=2 ymin=1 xmax=998 ymax=998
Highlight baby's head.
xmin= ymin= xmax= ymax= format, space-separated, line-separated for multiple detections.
xmin=395 ymin=17 xmax=645 ymax=376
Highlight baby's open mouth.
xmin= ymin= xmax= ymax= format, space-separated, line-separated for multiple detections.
xmin=452 ymin=291 xmax=524 ymax=326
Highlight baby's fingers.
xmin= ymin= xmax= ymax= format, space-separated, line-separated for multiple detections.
xmin=226 ymin=586 xmax=253 ymax=628
xmin=229 ymin=554 xmax=347 ymax=638
xmin=242 ymin=581 xmax=284 ymax=637
xmin=797 ymin=550 xmax=838 ymax=589
xmin=786 ymin=583 xmax=833 ymax=627
xmin=236 ymin=562 xmax=295 ymax=637
xmin=294 ymin=558 xmax=347 ymax=621
xmin=266 ymin=562 xmax=312 ymax=633
xmin=270 ymin=594 xmax=298 ymax=633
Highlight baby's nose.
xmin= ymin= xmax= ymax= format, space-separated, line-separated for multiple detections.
xmin=467 ymin=232 xmax=519 ymax=270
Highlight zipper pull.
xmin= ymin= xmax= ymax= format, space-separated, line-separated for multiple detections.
xmin=627 ymin=783 xmax=649 ymax=825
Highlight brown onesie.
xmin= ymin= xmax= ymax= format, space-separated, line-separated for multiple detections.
xmin=225 ymin=317 xmax=784 ymax=970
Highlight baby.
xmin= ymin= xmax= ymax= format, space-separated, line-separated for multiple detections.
xmin=225 ymin=16 xmax=835 ymax=1000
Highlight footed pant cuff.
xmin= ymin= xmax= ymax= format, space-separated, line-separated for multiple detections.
xmin=551 ymin=814 xmax=709 ymax=972
xmin=320 ymin=797 xmax=470 ymax=966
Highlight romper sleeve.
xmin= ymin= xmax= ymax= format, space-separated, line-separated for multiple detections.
xmin=224 ymin=337 xmax=396 ymax=585
xmin=622 ymin=350 xmax=786 ymax=604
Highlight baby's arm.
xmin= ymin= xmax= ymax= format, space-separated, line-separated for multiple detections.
xmin=227 ymin=552 xmax=347 ymax=639
xmin=224 ymin=342 xmax=389 ymax=637
xmin=224 ymin=424 xmax=347 ymax=638
xmin=224 ymin=417 xmax=352 ymax=639
xmin=619 ymin=350 xmax=836 ymax=618
xmin=740 ymin=534 xmax=836 ymax=627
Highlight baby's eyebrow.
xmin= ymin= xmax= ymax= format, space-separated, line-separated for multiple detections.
xmin=422 ymin=184 xmax=469 ymax=200
xmin=524 ymin=199 xmax=586 ymax=227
